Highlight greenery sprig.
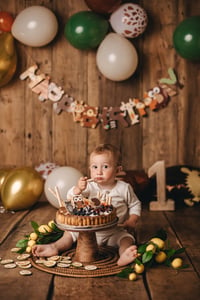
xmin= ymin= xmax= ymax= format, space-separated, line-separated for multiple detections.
xmin=16 ymin=220 xmax=64 ymax=254
xmin=118 ymin=229 xmax=189 ymax=280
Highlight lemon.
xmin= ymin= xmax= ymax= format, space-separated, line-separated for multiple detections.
xmin=48 ymin=220 xmax=55 ymax=229
xmin=27 ymin=240 xmax=36 ymax=247
xmin=146 ymin=244 xmax=156 ymax=253
xmin=155 ymin=251 xmax=167 ymax=263
xmin=38 ymin=224 xmax=52 ymax=233
xmin=26 ymin=246 xmax=32 ymax=253
xmin=29 ymin=232 xmax=38 ymax=241
xmin=134 ymin=263 xmax=145 ymax=274
xmin=129 ymin=272 xmax=137 ymax=281
xmin=171 ymin=258 xmax=183 ymax=269
xmin=150 ymin=238 xmax=165 ymax=249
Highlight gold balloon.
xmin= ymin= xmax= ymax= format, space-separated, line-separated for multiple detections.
xmin=0 ymin=169 xmax=11 ymax=194
xmin=0 ymin=32 xmax=17 ymax=87
xmin=1 ymin=167 xmax=44 ymax=211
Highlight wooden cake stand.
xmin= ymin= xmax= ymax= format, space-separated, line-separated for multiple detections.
xmin=56 ymin=219 xmax=118 ymax=263
xmin=31 ymin=219 xmax=126 ymax=277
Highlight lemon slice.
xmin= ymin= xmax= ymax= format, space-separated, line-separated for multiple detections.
xmin=4 ymin=263 xmax=17 ymax=269
xmin=19 ymin=270 xmax=32 ymax=276
xmin=84 ymin=265 xmax=97 ymax=270
xmin=43 ymin=260 xmax=57 ymax=267
xmin=57 ymin=262 xmax=71 ymax=268
xmin=72 ymin=262 xmax=83 ymax=267
xmin=1 ymin=259 xmax=14 ymax=265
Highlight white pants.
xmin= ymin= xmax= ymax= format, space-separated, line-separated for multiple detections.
xmin=70 ymin=227 xmax=135 ymax=248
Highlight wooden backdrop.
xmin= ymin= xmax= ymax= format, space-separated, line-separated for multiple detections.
xmin=0 ymin=0 xmax=199 ymax=175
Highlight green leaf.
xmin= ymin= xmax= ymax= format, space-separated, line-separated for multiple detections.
xmin=16 ymin=239 xmax=28 ymax=248
xmin=31 ymin=221 xmax=39 ymax=232
xmin=142 ymin=251 xmax=154 ymax=264
xmin=165 ymin=248 xmax=176 ymax=258
xmin=138 ymin=244 xmax=147 ymax=254
xmin=135 ymin=258 xmax=142 ymax=265
xmin=180 ymin=264 xmax=189 ymax=269
xmin=17 ymin=247 xmax=26 ymax=254
xmin=117 ymin=267 xmax=133 ymax=278
xmin=37 ymin=232 xmax=64 ymax=244
xmin=174 ymin=247 xmax=186 ymax=255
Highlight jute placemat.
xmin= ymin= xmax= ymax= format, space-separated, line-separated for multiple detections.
xmin=31 ymin=246 xmax=125 ymax=277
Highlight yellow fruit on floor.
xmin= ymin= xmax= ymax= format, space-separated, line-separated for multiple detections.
xmin=146 ymin=244 xmax=156 ymax=253
xmin=134 ymin=263 xmax=145 ymax=274
xmin=29 ymin=232 xmax=38 ymax=240
xmin=129 ymin=273 xmax=137 ymax=281
xmin=150 ymin=238 xmax=165 ymax=249
xmin=48 ymin=220 xmax=55 ymax=229
xmin=171 ymin=258 xmax=183 ymax=269
xmin=155 ymin=251 xmax=167 ymax=263
xmin=38 ymin=224 xmax=52 ymax=233
xmin=26 ymin=246 xmax=32 ymax=253
xmin=27 ymin=240 xmax=36 ymax=247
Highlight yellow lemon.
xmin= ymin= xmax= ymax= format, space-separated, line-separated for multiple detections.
xmin=29 ymin=232 xmax=38 ymax=241
xmin=155 ymin=251 xmax=167 ymax=263
xmin=26 ymin=246 xmax=32 ymax=253
xmin=27 ymin=240 xmax=36 ymax=247
xmin=38 ymin=224 xmax=52 ymax=233
xmin=129 ymin=272 xmax=137 ymax=281
xmin=171 ymin=258 xmax=183 ymax=269
xmin=150 ymin=238 xmax=165 ymax=249
xmin=146 ymin=244 xmax=156 ymax=253
xmin=48 ymin=220 xmax=56 ymax=229
xmin=134 ymin=263 xmax=145 ymax=274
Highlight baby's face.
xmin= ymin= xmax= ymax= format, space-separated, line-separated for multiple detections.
xmin=89 ymin=152 xmax=117 ymax=187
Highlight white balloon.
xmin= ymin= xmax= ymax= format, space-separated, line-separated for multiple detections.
xmin=44 ymin=166 xmax=83 ymax=208
xmin=96 ymin=33 xmax=138 ymax=81
xmin=110 ymin=3 xmax=148 ymax=38
xmin=11 ymin=6 xmax=58 ymax=47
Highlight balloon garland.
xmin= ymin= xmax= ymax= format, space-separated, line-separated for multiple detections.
xmin=20 ymin=64 xmax=179 ymax=130
xmin=2 ymin=2 xmax=197 ymax=130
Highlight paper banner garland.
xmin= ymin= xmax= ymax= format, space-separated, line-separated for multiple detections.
xmin=20 ymin=65 xmax=179 ymax=130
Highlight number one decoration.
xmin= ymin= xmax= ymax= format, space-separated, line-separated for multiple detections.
xmin=148 ymin=161 xmax=175 ymax=211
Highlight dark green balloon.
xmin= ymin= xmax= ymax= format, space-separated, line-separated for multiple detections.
xmin=173 ymin=16 xmax=200 ymax=61
xmin=64 ymin=11 xmax=109 ymax=50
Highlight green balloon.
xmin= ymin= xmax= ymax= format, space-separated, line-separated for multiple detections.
xmin=64 ymin=11 xmax=109 ymax=50
xmin=173 ymin=16 xmax=200 ymax=61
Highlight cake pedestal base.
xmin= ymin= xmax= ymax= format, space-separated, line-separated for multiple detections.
xmin=56 ymin=219 xmax=118 ymax=263
xmin=74 ymin=231 xmax=99 ymax=262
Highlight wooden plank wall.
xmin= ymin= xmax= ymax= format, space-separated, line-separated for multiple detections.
xmin=0 ymin=0 xmax=199 ymax=175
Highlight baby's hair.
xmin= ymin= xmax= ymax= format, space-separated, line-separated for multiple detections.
xmin=90 ymin=144 xmax=122 ymax=166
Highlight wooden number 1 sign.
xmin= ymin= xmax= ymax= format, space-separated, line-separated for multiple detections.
xmin=148 ymin=161 xmax=175 ymax=211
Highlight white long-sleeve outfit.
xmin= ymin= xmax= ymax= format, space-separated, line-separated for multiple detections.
xmin=67 ymin=180 xmax=141 ymax=247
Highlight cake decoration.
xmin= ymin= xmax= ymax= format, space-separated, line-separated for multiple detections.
xmin=54 ymin=188 xmax=117 ymax=227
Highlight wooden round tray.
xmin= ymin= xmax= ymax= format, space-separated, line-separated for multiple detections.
xmin=31 ymin=246 xmax=125 ymax=277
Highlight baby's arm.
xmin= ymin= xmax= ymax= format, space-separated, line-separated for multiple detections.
xmin=73 ymin=176 xmax=88 ymax=195
xmin=120 ymin=214 xmax=140 ymax=230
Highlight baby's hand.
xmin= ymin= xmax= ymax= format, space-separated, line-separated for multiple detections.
xmin=77 ymin=176 xmax=88 ymax=192
xmin=119 ymin=215 xmax=139 ymax=231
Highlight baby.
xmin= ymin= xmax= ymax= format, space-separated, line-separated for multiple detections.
xmin=32 ymin=144 xmax=141 ymax=266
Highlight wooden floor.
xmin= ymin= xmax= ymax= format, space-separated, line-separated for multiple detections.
xmin=0 ymin=199 xmax=199 ymax=300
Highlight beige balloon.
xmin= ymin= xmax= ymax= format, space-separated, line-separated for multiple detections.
xmin=1 ymin=167 xmax=44 ymax=211
xmin=11 ymin=6 xmax=58 ymax=47
xmin=96 ymin=33 xmax=138 ymax=81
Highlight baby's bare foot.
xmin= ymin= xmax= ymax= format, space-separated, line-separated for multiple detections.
xmin=117 ymin=245 xmax=137 ymax=266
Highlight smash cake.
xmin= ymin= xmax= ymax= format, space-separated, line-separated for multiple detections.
xmin=56 ymin=192 xmax=117 ymax=227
